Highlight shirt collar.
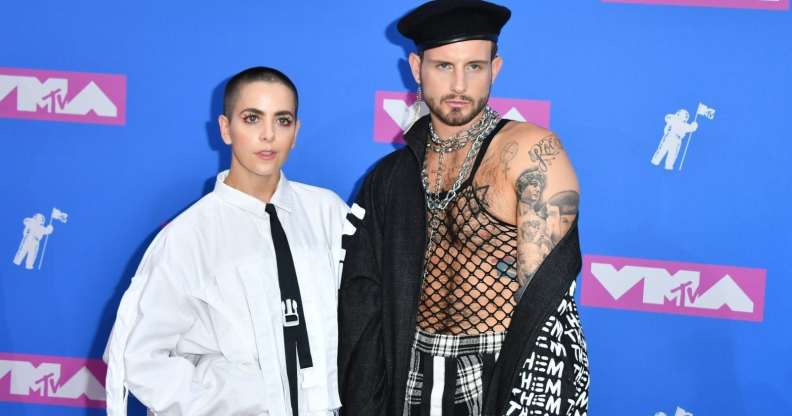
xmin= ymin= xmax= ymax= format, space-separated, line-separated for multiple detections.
xmin=213 ymin=170 xmax=296 ymax=218
xmin=403 ymin=114 xmax=430 ymax=163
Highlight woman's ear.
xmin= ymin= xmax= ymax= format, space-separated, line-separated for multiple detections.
xmin=218 ymin=114 xmax=232 ymax=145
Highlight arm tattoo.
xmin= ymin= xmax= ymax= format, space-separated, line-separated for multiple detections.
xmin=529 ymin=135 xmax=563 ymax=172
xmin=515 ymin=167 xmax=579 ymax=298
xmin=516 ymin=217 xmax=553 ymax=291
xmin=515 ymin=167 xmax=552 ymax=291
xmin=515 ymin=167 xmax=546 ymax=210
xmin=496 ymin=256 xmax=518 ymax=280
xmin=500 ymin=141 xmax=519 ymax=176
xmin=473 ymin=184 xmax=491 ymax=210
xmin=546 ymin=190 xmax=580 ymax=245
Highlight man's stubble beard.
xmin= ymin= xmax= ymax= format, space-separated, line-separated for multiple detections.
xmin=425 ymin=92 xmax=489 ymax=128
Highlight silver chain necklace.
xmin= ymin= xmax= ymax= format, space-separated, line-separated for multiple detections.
xmin=421 ymin=106 xmax=500 ymax=211
xmin=427 ymin=106 xmax=492 ymax=153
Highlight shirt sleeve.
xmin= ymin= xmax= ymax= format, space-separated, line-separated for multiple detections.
xmin=337 ymin=170 xmax=388 ymax=416
xmin=103 ymin=228 xmax=202 ymax=415
xmin=106 ymin=226 xmax=270 ymax=416
xmin=123 ymin=233 xmax=202 ymax=414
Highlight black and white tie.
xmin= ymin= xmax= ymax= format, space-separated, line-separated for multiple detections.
xmin=266 ymin=203 xmax=312 ymax=416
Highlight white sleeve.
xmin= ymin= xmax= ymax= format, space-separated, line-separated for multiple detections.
xmin=123 ymin=247 xmax=201 ymax=414
xmin=105 ymin=230 xmax=203 ymax=415
xmin=107 ymin=228 xmax=272 ymax=416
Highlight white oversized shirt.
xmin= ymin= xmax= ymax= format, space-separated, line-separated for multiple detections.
xmin=104 ymin=171 xmax=349 ymax=416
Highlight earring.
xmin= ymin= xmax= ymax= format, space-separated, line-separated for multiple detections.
xmin=416 ymin=85 xmax=423 ymax=103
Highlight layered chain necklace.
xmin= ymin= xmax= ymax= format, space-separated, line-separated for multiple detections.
xmin=421 ymin=106 xmax=500 ymax=211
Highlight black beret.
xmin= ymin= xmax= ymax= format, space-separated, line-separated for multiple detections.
xmin=397 ymin=0 xmax=511 ymax=51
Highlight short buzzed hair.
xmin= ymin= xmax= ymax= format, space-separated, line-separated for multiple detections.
xmin=223 ymin=66 xmax=299 ymax=118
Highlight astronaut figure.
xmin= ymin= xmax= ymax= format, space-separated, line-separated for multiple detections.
xmin=651 ymin=109 xmax=698 ymax=170
xmin=13 ymin=213 xmax=53 ymax=270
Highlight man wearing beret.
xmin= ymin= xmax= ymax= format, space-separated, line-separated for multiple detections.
xmin=339 ymin=1 xmax=589 ymax=415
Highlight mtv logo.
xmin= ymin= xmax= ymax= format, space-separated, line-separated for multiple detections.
xmin=0 ymin=67 xmax=126 ymax=125
xmin=581 ymin=255 xmax=766 ymax=321
xmin=373 ymin=90 xmax=551 ymax=144
xmin=601 ymin=0 xmax=788 ymax=11
xmin=0 ymin=352 xmax=106 ymax=409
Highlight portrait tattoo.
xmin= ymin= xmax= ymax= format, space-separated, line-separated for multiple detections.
xmin=514 ymin=165 xmax=579 ymax=296
xmin=515 ymin=166 xmax=552 ymax=291
xmin=515 ymin=167 xmax=546 ymax=211
xmin=546 ymin=190 xmax=580 ymax=244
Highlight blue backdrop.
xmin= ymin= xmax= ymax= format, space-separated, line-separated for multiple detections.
xmin=1 ymin=1 xmax=790 ymax=415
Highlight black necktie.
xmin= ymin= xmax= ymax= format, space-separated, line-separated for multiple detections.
xmin=265 ymin=203 xmax=312 ymax=416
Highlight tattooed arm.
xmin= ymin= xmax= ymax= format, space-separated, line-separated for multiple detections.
xmin=511 ymin=132 xmax=579 ymax=297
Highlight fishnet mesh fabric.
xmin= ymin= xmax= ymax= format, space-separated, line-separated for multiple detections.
xmin=417 ymin=184 xmax=520 ymax=335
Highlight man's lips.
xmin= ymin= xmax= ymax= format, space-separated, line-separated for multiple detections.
xmin=445 ymin=99 xmax=470 ymax=108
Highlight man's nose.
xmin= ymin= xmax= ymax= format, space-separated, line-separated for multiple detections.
xmin=451 ymin=68 xmax=467 ymax=94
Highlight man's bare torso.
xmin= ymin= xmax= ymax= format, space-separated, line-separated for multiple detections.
xmin=418 ymin=120 xmax=579 ymax=335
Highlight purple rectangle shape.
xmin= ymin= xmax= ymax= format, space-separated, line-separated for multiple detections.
xmin=0 ymin=352 xmax=106 ymax=408
xmin=0 ymin=67 xmax=126 ymax=125
xmin=373 ymin=90 xmax=551 ymax=144
xmin=581 ymin=254 xmax=766 ymax=321
xmin=602 ymin=0 xmax=789 ymax=11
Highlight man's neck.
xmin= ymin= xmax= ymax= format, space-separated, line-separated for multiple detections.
xmin=430 ymin=109 xmax=485 ymax=139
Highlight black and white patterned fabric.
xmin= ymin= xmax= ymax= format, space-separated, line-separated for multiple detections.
xmin=404 ymin=329 xmax=506 ymax=415
xmin=505 ymin=282 xmax=589 ymax=416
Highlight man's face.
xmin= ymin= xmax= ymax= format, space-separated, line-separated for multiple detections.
xmin=219 ymin=81 xmax=299 ymax=183
xmin=410 ymin=40 xmax=502 ymax=127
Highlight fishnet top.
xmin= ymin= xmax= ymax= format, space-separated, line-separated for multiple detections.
xmin=417 ymin=120 xmax=520 ymax=336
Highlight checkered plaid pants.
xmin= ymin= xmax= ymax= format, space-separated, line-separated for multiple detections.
xmin=403 ymin=329 xmax=506 ymax=416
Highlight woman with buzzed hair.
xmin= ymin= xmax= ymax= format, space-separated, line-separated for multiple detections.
xmin=105 ymin=66 xmax=347 ymax=416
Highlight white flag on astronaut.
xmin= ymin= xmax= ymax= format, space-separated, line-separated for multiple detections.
xmin=51 ymin=207 xmax=69 ymax=223
xmin=696 ymin=103 xmax=716 ymax=120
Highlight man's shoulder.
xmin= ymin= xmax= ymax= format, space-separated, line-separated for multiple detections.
xmin=495 ymin=120 xmax=571 ymax=165
xmin=361 ymin=147 xmax=415 ymax=185
xmin=498 ymin=120 xmax=556 ymax=147
xmin=348 ymin=147 xmax=419 ymax=212
xmin=494 ymin=120 xmax=577 ymax=185
xmin=378 ymin=146 xmax=414 ymax=169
